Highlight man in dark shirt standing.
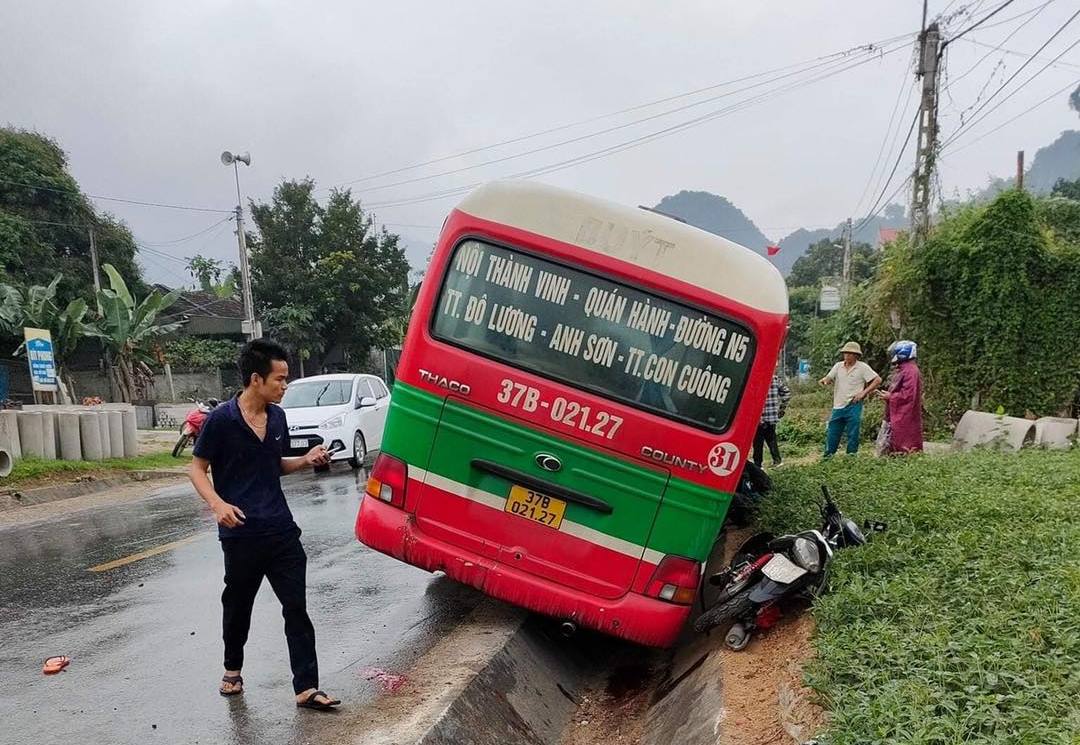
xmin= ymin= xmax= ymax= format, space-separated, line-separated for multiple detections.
xmin=189 ymin=339 xmax=340 ymax=710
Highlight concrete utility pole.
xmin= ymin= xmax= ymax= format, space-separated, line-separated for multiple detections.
xmin=222 ymin=151 xmax=260 ymax=340
xmin=1016 ymin=150 xmax=1025 ymax=190
xmin=842 ymin=217 xmax=853 ymax=296
xmin=88 ymin=228 xmax=101 ymax=294
xmin=910 ymin=22 xmax=941 ymax=247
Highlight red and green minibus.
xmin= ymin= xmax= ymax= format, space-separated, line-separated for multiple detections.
xmin=356 ymin=181 xmax=788 ymax=646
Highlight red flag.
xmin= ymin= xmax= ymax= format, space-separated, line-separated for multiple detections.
xmin=767 ymin=245 xmax=781 ymax=257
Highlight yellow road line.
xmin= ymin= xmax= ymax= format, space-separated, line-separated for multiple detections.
xmin=88 ymin=533 xmax=208 ymax=572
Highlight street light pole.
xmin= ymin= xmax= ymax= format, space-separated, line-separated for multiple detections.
xmin=222 ymin=151 xmax=260 ymax=340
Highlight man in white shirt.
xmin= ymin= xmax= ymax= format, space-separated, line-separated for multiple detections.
xmin=819 ymin=341 xmax=881 ymax=456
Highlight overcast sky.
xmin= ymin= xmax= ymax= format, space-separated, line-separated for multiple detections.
xmin=3 ymin=0 xmax=1078 ymax=285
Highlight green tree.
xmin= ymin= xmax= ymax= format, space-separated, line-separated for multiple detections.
xmin=248 ymin=179 xmax=410 ymax=369
xmin=92 ymin=264 xmax=183 ymax=402
xmin=787 ymin=237 xmax=879 ymax=288
xmin=1051 ymin=177 xmax=1080 ymax=201
xmin=872 ymin=190 xmax=1080 ymax=420
xmin=0 ymin=128 xmax=144 ymax=301
xmin=185 ymin=254 xmax=238 ymax=298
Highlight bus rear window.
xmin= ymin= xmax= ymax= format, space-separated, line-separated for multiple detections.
xmin=431 ymin=239 xmax=756 ymax=432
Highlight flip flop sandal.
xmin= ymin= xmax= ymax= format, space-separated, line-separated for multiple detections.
xmin=43 ymin=656 xmax=70 ymax=675
xmin=219 ymin=674 xmax=244 ymax=697
xmin=296 ymin=690 xmax=341 ymax=710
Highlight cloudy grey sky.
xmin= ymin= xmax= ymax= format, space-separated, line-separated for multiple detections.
xmin=3 ymin=0 xmax=1078 ymax=285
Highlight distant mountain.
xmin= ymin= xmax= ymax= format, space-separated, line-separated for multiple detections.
xmin=652 ymin=189 xmax=907 ymax=277
xmin=969 ymin=129 xmax=1080 ymax=202
xmin=653 ymin=190 xmax=770 ymax=252
xmin=1027 ymin=130 xmax=1080 ymax=193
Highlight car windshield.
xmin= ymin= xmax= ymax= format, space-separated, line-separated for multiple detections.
xmin=280 ymin=380 xmax=352 ymax=408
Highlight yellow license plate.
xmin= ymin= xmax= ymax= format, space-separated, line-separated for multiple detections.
xmin=504 ymin=485 xmax=566 ymax=529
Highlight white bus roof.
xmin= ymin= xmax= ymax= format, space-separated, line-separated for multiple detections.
xmin=455 ymin=181 xmax=788 ymax=315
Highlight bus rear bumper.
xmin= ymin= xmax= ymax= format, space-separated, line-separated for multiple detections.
xmin=356 ymin=496 xmax=688 ymax=647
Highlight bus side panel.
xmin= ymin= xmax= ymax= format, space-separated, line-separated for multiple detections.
xmin=631 ymin=478 xmax=729 ymax=593
xmin=376 ymin=381 xmax=443 ymax=513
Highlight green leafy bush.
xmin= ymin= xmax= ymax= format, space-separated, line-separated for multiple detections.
xmin=162 ymin=337 xmax=240 ymax=371
xmin=760 ymin=449 xmax=1080 ymax=744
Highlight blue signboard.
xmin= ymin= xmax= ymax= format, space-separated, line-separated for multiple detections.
xmin=23 ymin=328 xmax=58 ymax=392
xmin=797 ymin=358 xmax=811 ymax=381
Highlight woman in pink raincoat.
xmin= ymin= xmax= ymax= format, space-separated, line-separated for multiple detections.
xmin=877 ymin=340 xmax=923 ymax=454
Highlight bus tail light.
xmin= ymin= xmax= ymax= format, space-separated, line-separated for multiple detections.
xmin=366 ymin=453 xmax=408 ymax=509
xmin=645 ymin=556 xmax=701 ymax=605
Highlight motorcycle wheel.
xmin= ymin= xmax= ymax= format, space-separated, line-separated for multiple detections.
xmin=172 ymin=434 xmax=191 ymax=458
xmin=695 ymin=589 xmax=756 ymax=633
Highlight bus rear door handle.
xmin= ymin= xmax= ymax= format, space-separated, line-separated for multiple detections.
xmin=470 ymin=459 xmax=613 ymax=515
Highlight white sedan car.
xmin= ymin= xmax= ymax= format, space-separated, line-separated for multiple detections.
xmin=279 ymin=373 xmax=390 ymax=468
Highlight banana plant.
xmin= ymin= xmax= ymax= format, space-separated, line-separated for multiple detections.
xmin=1 ymin=275 xmax=95 ymax=402
xmin=92 ymin=263 xmax=184 ymax=402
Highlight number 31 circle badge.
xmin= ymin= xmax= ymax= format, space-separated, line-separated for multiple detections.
xmin=707 ymin=442 xmax=741 ymax=477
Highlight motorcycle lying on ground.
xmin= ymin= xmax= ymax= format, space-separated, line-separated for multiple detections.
xmin=171 ymin=398 xmax=220 ymax=457
xmin=696 ymin=486 xmax=882 ymax=650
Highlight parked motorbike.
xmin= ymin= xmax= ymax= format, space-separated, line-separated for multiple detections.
xmin=696 ymin=485 xmax=881 ymax=650
xmin=171 ymin=398 xmax=220 ymax=457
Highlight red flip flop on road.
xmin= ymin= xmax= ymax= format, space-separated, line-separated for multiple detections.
xmin=43 ymin=656 xmax=71 ymax=675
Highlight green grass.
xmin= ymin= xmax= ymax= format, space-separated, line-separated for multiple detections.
xmin=5 ymin=451 xmax=188 ymax=485
xmin=761 ymin=449 xmax=1080 ymax=744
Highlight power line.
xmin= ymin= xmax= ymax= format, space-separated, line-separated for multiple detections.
xmin=852 ymin=65 xmax=919 ymax=219
xmin=959 ymin=36 xmax=1080 ymax=70
xmin=139 ymin=216 xmax=234 ymax=246
xmin=945 ymin=77 xmax=1080 ymax=153
xmin=362 ymin=40 xmax=914 ymax=211
xmin=852 ymin=110 xmax=921 ymax=235
xmin=329 ymin=33 xmax=917 ymax=191
xmin=941 ymin=8 xmax=1080 ymax=148
xmin=0 ymin=177 xmax=234 ymax=214
xmin=944 ymin=0 xmax=1022 ymax=47
xmin=344 ymin=41 xmax=911 ymax=198
xmin=946 ymin=0 xmax=1055 ymax=86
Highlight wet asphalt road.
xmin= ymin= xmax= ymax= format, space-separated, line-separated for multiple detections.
xmin=0 ymin=465 xmax=485 ymax=745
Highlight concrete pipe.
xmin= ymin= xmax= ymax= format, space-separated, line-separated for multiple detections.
xmin=0 ymin=447 xmax=11 ymax=478
xmin=97 ymin=411 xmax=112 ymax=459
xmin=58 ymin=412 xmax=82 ymax=461
xmin=953 ymin=410 xmax=1036 ymax=451
xmin=108 ymin=412 xmax=125 ymax=459
xmin=1034 ymin=417 xmax=1079 ymax=450
xmin=0 ymin=410 xmax=21 ymax=460
xmin=80 ymin=413 xmax=104 ymax=461
xmin=122 ymin=410 xmax=139 ymax=458
xmin=40 ymin=410 xmax=58 ymax=460
xmin=16 ymin=411 xmax=45 ymax=459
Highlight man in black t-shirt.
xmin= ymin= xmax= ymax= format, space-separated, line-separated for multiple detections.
xmin=189 ymin=339 xmax=340 ymax=710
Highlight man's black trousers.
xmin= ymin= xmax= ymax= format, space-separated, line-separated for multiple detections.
xmin=220 ymin=527 xmax=318 ymax=694
xmin=753 ymin=421 xmax=782 ymax=466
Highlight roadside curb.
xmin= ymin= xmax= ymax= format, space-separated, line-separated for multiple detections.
xmin=0 ymin=470 xmax=186 ymax=511
xmin=342 ymin=600 xmax=594 ymax=745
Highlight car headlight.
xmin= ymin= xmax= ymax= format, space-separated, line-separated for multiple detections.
xmin=320 ymin=415 xmax=344 ymax=429
xmin=792 ymin=536 xmax=822 ymax=573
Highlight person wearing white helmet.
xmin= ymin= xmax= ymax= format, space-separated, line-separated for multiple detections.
xmin=876 ymin=340 xmax=923 ymax=454
xmin=819 ymin=341 xmax=881 ymax=456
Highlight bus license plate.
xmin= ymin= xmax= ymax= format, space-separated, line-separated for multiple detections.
xmin=290 ymin=438 xmax=307 ymax=449
xmin=505 ymin=486 xmax=566 ymax=530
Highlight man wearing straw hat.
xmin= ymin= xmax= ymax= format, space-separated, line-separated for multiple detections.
xmin=819 ymin=341 xmax=881 ymax=456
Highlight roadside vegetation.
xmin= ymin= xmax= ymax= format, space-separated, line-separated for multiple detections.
xmin=760 ymin=448 xmax=1080 ymax=744
xmin=2 ymin=451 xmax=188 ymax=489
